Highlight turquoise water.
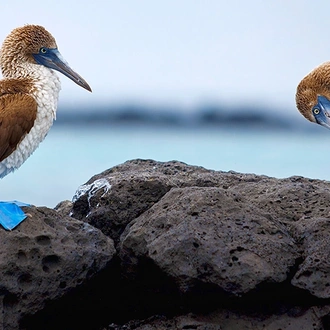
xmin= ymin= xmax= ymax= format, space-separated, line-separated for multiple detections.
xmin=1 ymin=125 xmax=329 ymax=208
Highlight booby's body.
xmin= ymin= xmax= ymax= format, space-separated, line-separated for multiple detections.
xmin=0 ymin=65 xmax=60 ymax=177
xmin=296 ymin=62 xmax=330 ymax=129
xmin=0 ymin=25 xmax=91 ymax=229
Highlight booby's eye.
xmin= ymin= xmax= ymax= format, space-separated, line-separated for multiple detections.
xmin=39 ymin=47 xmax=47 ymax=54
xmin=313 ymin=108 xmax=320 ymax=115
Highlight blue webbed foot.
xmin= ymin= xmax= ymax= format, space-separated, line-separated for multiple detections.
xmin=0 ymin=201 xmax=30 ymax=230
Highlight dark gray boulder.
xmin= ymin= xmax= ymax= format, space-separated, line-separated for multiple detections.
xmin=120 ymin=186 xmax=298 ymax=295
xmin=0 ymin=206 xmax=115 ymax=330
xmin=18 ymin=159 xmax=330 ymax=329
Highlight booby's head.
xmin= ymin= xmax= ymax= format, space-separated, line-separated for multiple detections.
xmin=296 ymin=62 xmax=330 ymax=129
xmin=0 ymin=24 xmax=91 ymax=91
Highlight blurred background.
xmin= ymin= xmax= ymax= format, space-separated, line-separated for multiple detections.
xmin=1 ymin=0 xmax=330 ymax=207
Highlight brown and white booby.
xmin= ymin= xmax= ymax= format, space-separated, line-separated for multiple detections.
xmin=0 ymin=24 xmax=91 ymax=229
xmin=296 ymin=62 xmax=330 ymax=129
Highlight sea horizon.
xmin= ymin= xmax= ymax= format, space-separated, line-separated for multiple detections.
xmin=1 ymin=118 xmax=330 ymax=208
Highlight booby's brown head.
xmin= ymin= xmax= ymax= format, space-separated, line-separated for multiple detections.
xmin=296 ymin=62 xmax=330 ymax=129
xmin=1 ymin=25 xmax=57 ymax=76
xmin=0 ymin=24 xmax=91 ymax=92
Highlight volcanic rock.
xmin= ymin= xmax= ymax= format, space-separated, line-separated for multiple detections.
xmin=0 ymin=206 xmax=115 ymax=330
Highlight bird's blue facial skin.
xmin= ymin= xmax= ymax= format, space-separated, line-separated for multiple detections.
xmin=313 ymin=95 xmax=330 ymax=130
xmin=32 ymin=47 xmax=91 ymax=91
xmin=33 ymin=47 xmax=64 ymax=71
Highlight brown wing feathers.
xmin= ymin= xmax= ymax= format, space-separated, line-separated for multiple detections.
xmin=0 ymin=81 xmax=37 ymax=162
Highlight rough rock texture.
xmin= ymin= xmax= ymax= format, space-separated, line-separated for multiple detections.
xmin=5 ymin=159 xmax=330 ymax=329
xmin=68 ymin=159 xmax=330 ymax=329
xmin=106 ymin=307 xmax=330 ymax=330
xmin=0 ymin=207 xmax=115 ymax=330
xmin=291 ymin=217 xmax=330 ymax=298
xmin=120 ymin=186 xmax=298 ymax=295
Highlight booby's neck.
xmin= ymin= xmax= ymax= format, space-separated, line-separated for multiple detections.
xmin=2 ymin=63 xmax=62 ymax=119
xmin=29 ymin=64 xmax=62 ymax=120
xmin=2 ymin=61 xmax=61 ymax=89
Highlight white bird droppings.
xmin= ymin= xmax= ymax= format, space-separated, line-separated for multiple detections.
xmin=72 ymin=178 xmax=111 ymax=204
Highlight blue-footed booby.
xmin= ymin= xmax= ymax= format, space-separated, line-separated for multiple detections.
xmin=0 ymin=25 xmax=91 ymax=230
xmin=296 ymin=62 xmax=330 ymax=129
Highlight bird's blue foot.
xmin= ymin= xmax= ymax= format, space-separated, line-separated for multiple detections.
xmin=0 ymin=201 xmax=30 ymax=230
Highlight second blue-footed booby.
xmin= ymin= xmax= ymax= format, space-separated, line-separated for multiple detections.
xmin=0 ymin=24 xmax=91 ymax=230
xmin=296 ymin=62 xmax=330 ymax=129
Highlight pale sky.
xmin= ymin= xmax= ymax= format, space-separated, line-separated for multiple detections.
xmin=0 ymin=1 xmax=329 ymax=114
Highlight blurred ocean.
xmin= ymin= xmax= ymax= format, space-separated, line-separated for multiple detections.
xmin=1 ymin=105 xmax=330 ymax=208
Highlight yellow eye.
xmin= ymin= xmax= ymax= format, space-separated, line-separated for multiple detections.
xmin=40 ymin=47 xmax=47 ymax=54
xmin=314 ymin=108 xmax=320 ymax=115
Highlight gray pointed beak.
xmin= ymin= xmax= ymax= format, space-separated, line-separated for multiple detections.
xmin=33 ymin=48 xmax=92 ymax=92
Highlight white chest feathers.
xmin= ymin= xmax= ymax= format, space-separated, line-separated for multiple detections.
xmin=0 ymin=66 xmax=61 ymax=178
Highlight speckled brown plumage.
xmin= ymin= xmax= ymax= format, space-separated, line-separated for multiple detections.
xmin=0 ymin=80 xmax=37 ymax=162
xmin=296 ymin=62 xmax=330 ymax=122
xmin=0 ymin=25 xmax=57 ymax=77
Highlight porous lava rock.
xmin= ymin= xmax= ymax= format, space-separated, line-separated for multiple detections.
xmin=119 ymin=186 xmax=299 ymax=295
xmin=12 ymin=159 xmax=330 ymax=329
xmin=0 ymin=206 xmax=115 ymax=330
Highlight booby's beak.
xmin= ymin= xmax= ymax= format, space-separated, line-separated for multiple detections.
xmin=313 ymin=95 xmax=330 ymax=129
xmin=33 ymin=48 xmax=92 ymax=92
